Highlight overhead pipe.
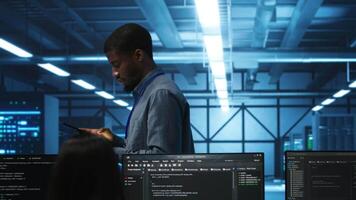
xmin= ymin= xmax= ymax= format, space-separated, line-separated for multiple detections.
xmin=1 ymin=50 xmax=356 ymax=65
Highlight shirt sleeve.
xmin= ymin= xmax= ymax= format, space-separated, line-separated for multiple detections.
xmin=135 ymin=89 xmax=183 ymax=154
xmin=145 ymin=89 xmax=183 ymax=153
xmin=113 ymin=89 xmax=184 ymax=160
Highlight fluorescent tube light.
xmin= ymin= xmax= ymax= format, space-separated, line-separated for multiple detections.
xmin=37 ymin=63 xmax=70 ymax=77
xmin=349 ymin=80 xmax=356 ymax=88
xmin=210 ymin=62 xmax=226 ymax=78
xmin=217 ymin=90 xmax=228 ymax=98
xmin=95 ymin=91 xmax=114 ymax=99
xmin=71 ymin=56 xmax=107 ymax=61
xmin=220 ymin=99 xmax=230 ymax=112
xmin=71 ymin=79 xmax=96 ymax=90
xmin=127 ymin=106 xmax=133 ymax=111
xmin=42 ymin=57 xmax=66 ymax=62
xmin=312 ymin=105 xmax=323 ymax=112
xmin=194 ymin=0 xmax=220 ymax=31
xmin=113 ymin=99 xmax=129 ymax=107
xmin=214 ymin=78 xmax=227 ymax=90
xmin=0 ymin=38 xmax=33 ymax=58
xmin=195 ymin=0 xmax=228 ymax=112
xmin=321 ymin=98 xmax=335 ymax=106
xmin=333 ymin=89 xmax=350 ymax=98
xmin=214 ymin=78 xmax=228 ymax=98
xmin=203 ymin=35 xmax=224 ymax=61
xmin=221 ymin=106 xmax=229 ymax=112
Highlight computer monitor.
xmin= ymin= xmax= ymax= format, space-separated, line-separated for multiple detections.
xmin=0 ymin=155 xmax=56 ymax=200
xmin=285 ymin=151 xmax=356 ymax=200
xmin=0 ymin=93 xmax=59 ymax=154
xmin=123 ymin=153 xmax=264 ymax=200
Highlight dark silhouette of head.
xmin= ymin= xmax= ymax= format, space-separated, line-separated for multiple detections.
xmin=48 ymin=134 xmax=123 ymax=200
xmin=104 ymin=23 xmax=153 ymax=59
xmin=104 ymin=23 xmax=155 ymax=92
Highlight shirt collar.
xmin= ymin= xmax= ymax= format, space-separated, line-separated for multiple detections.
xmin=132 ymin=68 xmax=164 ymax=100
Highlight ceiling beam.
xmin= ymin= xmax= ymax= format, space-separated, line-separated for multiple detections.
xmin=50 ymin=0 xmax=103 ymax=42
xmin=29 ymin=0 xmax=95 ymax=49
xmin=134 ymin=0 xmax=196 ymax=83
xmin=269 ymin=0 xmax=324 ymax=83
xmin=251 ymin=0 xmax=276 ymax=48
xmin=0 ymin=2 xmax=62 ymax=50
xmin=134 ymin=0 xmax=183 ymax=48
xmin=176 ymin=65 xmax=197 ymax=85
xmin=3 ymin=68 xmax=58 ymax=92
xmin=50 ymin=91 xmax=332 ymax=99
xmin=249 ymin=0 xmax=276 ymax=89
xmin=307 ymin=64 xmax=340 ymax=90
xmin=245 ymin=70 xmax=259 ymax=90
xmin=269 ymin=64 xmax=283 ymax=84
xmin=281 ymin=0 xmax=324 ymax=48
xmin=2 ymin=50 xmax=356 ymax=65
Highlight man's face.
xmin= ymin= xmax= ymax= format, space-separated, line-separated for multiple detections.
xmin=106 ymin=50 xmax=143 ymax=92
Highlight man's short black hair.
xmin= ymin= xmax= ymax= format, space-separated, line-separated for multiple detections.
xmin=104 ymin=23 xmax=153 ymax=59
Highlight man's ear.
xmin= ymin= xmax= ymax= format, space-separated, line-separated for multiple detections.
xmin=133 ymin=49 xmax=144 ymax=62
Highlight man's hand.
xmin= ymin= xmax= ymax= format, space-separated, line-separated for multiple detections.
xmin=79 ymin=128 xmax=114 ymax=142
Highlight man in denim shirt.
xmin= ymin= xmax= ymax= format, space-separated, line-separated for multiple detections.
xmin=82 ymin=23 xmax=195 ymax=158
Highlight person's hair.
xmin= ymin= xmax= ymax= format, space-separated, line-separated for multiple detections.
xmin=48 ymin=134 xmax=123 ymax=200
xmin=104 ymin=23 xmax=153 ymax=59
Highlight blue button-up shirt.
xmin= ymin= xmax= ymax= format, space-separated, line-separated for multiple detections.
xmin=114 ymin=68 xmax=195 ymax=158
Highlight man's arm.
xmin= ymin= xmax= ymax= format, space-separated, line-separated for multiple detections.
xmin=114 ymin=89 xmax=183 ymax=159
xmin=146 ymin=89 xmax=183 ymax=153
xmin=79 ymin=128 xmax=126 ymax=147
xmin=82 ymin=89 xmax=184 ymax=160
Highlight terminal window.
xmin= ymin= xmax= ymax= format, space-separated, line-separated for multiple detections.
xmin=123 ymin=153 xmax=264 ymax=200
xmin=286 ymin=151 xmax=356 ymax=200
xmin=0 ymin=155 xmax=56 ymax=200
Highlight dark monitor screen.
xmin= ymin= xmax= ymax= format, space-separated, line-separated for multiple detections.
xmin=0 ymin=155 xmax=56 ymax=200
xmin=123 ymin=153 xmax=264 ymax=200
xmin=285 ymin=151 xmax=356 ymax=200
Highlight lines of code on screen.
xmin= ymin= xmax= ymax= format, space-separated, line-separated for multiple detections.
xmin=286 ymin=152 xmax=356 ymax=200
xmin=0 ymin=155 xmax=55 ymax=200
xmin=123 ymin=154 xmax=264 ymax=200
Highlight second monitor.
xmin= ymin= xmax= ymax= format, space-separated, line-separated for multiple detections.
xmin=123 ymin=153 xmax=264 ymax=200
xmin=286 ymin=151 xmax=356 ymax=200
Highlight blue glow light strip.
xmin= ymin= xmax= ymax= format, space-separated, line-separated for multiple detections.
xmin=0 ymin=111 xmax=41 ymax=115
xmin=18 ymin=127 xmax=40 ymax=131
